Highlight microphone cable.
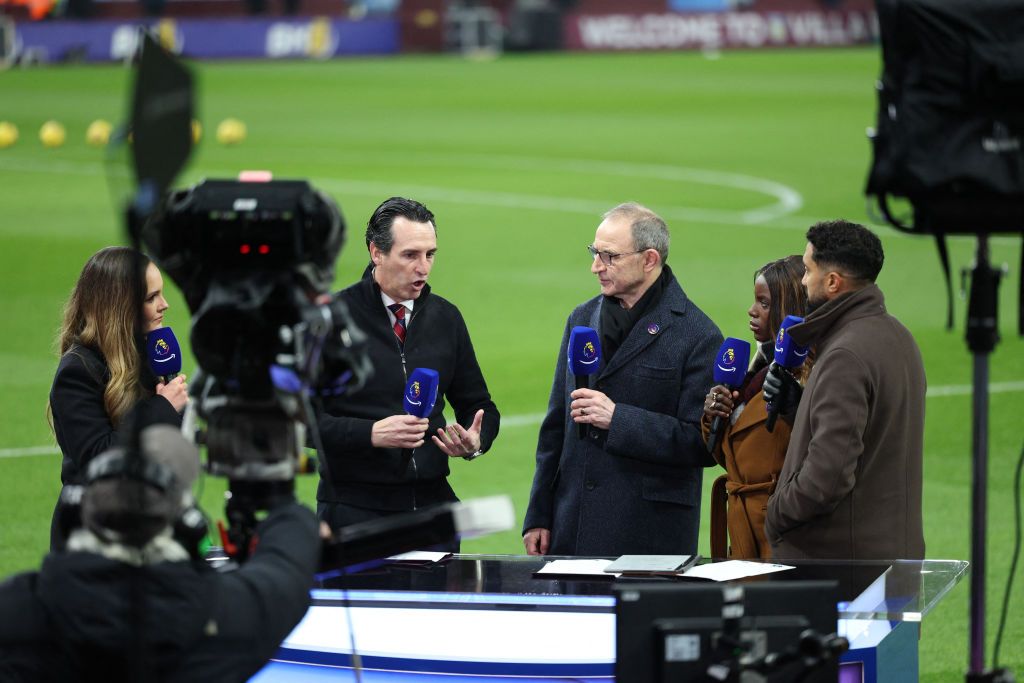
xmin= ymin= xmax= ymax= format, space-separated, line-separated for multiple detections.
xmin=992 ymin=437 xmax=1023 ymax=668
xmin=305 ymin=383 xmax=362 ymax=680
xmin=340 ymin=568 xmax=364 ymax=683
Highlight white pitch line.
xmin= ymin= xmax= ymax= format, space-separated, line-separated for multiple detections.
xmin=2 ymin=381 xmax=1021 ymax=459
xmin=0 ymin=154 xmax=803 ymax=228
xmin=499 ymin=412 xmax=548 ymax=428
xmin=0 ymin=445 xmax=60 ymax=459
xmin=924 ymin=380 xmax=1024 ymax=398
xmin=315 ymin=177 xmax=786 ymax=228
xmin=493 ymin=380 xmax=1024 ymax=428
xmin=4 ymin=154 xmax=1023 ymax=245
xmin=375 ymin=151 xmax=805 ymax=224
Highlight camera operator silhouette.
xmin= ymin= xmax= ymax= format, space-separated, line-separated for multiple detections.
xmin=0 ymin=405 xmax=320 ymax=683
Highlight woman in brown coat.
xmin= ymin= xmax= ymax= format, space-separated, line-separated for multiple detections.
xmin=701 ymin=255 xmax=810 ymax=559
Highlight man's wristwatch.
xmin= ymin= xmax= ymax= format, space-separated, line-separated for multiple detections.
xmin=462 ymin=449 xmax=483 ymax=461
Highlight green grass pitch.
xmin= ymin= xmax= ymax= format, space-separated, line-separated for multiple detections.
xmin=0 ymin=48 xmax=1021 ymax=679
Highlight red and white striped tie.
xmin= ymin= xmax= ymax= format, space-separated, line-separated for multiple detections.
xmin=388 ymin=303 xmax=407 ymax=345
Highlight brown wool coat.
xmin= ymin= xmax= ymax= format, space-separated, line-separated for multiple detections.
xmin=703 ymin=392 xmax=792 ymax=560
xmin=766 ymin=284 xmax=926 ymax=561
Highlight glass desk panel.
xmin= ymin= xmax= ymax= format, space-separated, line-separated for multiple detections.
xmin=258 ymin=555 xmax=969 ymax=681
xmin=316 ymin=555 xmax=968 ymax=623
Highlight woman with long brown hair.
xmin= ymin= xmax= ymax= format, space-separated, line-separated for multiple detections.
xmin=48 ymin=246 xmax=188 ymax=550
xmin=701 ymin=255 xmax=812 ymax=559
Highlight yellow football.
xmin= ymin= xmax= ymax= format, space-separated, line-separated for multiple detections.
xmin=39 ymin=120 xmax=66 ymax=148
xmin=216 ymin=118 xmax=247 ymax=146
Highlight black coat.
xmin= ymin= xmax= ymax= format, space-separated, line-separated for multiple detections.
xmin=315 ymin=270 xmax=499 ymax=511
xmin=523 ymin=274 xmax=722 ymax=556
xmin=49 ymin=343 xmax=181 ymax=486
xmin=0 ymin=502 xmax=320 ymax=683
xmin=49 ymin=344 xmax=182 ymax=551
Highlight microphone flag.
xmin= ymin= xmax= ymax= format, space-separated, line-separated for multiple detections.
xmin=707 ymin=337 xmax=751 ymax=454
xmin=772 ymin=315 xmax=809 ymax=368
xmin=568 ymin=326 xmax=601 ymax=439
xmin=145 ymin=326 xmax=182 ymax=381
xmin=399 ymin=368 xmax=439 ymax=473
xmin=766 ymin=315 xmax=808 ymax=433
xmin=403 ymin=368 xmax=439 ymax=418
xmin=712 ymin=337 xmax=751 ymax=387
xmin=568 ymin=326 xmax=602 ymax=377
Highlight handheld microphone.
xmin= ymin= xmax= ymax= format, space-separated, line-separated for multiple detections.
xmin=399 ymin=368 xmax=439 ymax=473
xmin=706 ymin=337 xmax=751 ymax=454
xmin=145 ymin=326 xmax=182 ymax=384
xmin=765 ymin=315 xmax=808 ymax=433
xmin=568 ymin=326 xmax=601 ymax=439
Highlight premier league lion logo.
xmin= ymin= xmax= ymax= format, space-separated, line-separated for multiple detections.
xmin=583 ymin=341 xmax=597 ymax=361
xmin=716 ymin=345 xmax=741 ymax=376
xmin=154 ymin=338 xmax=171 ymax=356
xmin=775 ymin=326 xmax=787 ymax=354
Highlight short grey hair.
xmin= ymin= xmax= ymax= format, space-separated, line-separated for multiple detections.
xmin=603 ymin=202 xmax=669 ymax=264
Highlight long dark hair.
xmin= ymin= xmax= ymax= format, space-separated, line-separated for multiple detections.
xmin=52 ymin=246 xmax=152 ymax=427
xmin=753 ymin=254 xmax=814 ymax=380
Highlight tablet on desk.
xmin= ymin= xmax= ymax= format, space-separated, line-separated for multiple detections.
xmin=603 ymin=555 xmax=700 ymax=576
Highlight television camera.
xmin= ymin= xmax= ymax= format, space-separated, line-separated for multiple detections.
xmin=141 ymin=178 xmax=371 ymax=560
xmin=124 ymin=33 xmax=371 ymax=561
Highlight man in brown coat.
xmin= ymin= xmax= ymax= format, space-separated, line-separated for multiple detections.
xmin=764 ymin=220 xmax=926 ymax=560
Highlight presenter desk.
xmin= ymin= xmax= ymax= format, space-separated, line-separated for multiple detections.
xmin=253 ymin=556 xmax=967 ymax=682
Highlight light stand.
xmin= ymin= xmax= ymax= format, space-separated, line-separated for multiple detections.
xmin=868 ymin=188 xmax=1021 ymax=681
xmin=964 ymin=236 xmax=1014 ymax=683
xmin=867 ymin=2 xmax=1023 ymax=674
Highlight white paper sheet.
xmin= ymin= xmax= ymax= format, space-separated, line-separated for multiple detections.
xmin=535 ymin=559 xmax=618 ymax=577
xmin=386 ymin=551 xmax=451 ymax=563
xmin=682 ymin=560 xmax=794 ymax=582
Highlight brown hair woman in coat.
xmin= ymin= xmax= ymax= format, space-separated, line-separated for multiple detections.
xmin=47 ymin=247 xmax=188 ymax=550
xmin=701 ymin=255 xmax=811 ymax=559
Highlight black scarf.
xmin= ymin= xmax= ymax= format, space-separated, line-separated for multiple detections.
xmin=600 ymin=265 xmax=671 ymax=363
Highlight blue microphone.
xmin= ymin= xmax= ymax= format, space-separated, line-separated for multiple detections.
xmin=145 ymin=326 xmax=182 ymax=384
xmin=706 ymin=337 xmax=751 ymax=454
xmin=568 ymin=326 xmax=601 ymax=439
xmin=403 ymin=368 xmax=439 ymax=418
xmin=399 ymin=368 xmax=439 ymax=472
xmin=765 ymin=315 xmax=809 ymax=433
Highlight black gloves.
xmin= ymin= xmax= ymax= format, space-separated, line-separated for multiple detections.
xmin=763 ymin=363 xmax=803 ymax=424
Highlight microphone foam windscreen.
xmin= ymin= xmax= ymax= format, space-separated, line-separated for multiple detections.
xmin=773 ymin=315 xmax=810 ymax=368
xmin=145 ymin=326 xmax=183 ymax=377
xmin=713 ymin=337 xmax=751 ymax=386
xmin=403 ymin=368 xmax=439 ymax=418
xmin=568 ymin=326 xmax=602 ymax=376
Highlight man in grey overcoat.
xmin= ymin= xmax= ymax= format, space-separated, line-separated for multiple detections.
xmin=765 ymin=219 xmax=926 ymax=560
xmin=523 ymin=203 xmax=722 ymax=556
